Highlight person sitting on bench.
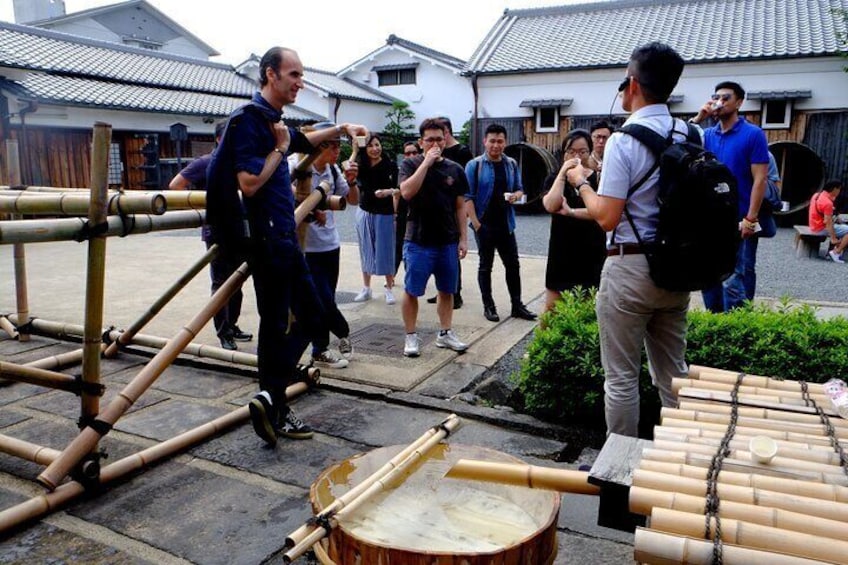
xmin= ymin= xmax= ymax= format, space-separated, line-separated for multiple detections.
xmin=809 ymin=179 xmax=848 ymax=264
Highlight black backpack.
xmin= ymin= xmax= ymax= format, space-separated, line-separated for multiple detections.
xmin=205 ymin=109 xmax=250 ymax=250
xmin=619 ymin=120 xmax=740 ymax=292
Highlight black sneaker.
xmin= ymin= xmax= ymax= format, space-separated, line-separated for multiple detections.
xmin=248 ymin=391 xmax=277 ymax=446
xmin=426 ymin=295 xmax=438 ymax=304
xmin=220 ymin=335 xmax=237 ymax=351
xmin=511 ymin=304 xmax=537 ymax=321
xmin=453 ymin=293 xmax=463 ymax=309
xmin=232 ymin=326 xmax=253 ymax=342
xmin=277 ymin=408 xmax=314 ymax=440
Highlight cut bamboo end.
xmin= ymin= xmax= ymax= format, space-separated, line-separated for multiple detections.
xmin=445 ymin=459 xmax=600 ymax=495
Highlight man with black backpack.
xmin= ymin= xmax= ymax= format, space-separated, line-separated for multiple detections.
xmin=565 ymin=42 xmax=693 ymax=438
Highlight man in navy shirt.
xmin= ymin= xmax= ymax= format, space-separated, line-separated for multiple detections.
xmin=690 ymin=81 xmax=769 ymax=312
xmin=208 ymin=46 xmax=367 ymax=446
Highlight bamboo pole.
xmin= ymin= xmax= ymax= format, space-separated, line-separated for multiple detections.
xmin=0 ymin=210 xmax=204 ymax=245
xmin=25 ymin=348 xmax=85 ymax=371
xmin=677 ymin=388 xmax=837 ymax=417
xmin=36 ymin=262 xmax=251 ymax=491
xmin=443 ymin=459 xmax=600 ymax=495
xmin=0 ymin=434 xmax=60 ymax=466
xmin=103 ymin=244 xmax=219 ymax=358
xmin=0 ymin=187 xmax=206 ymax=210
xmin=663 ymin=406 xmax=848 ymax=438
xmin=0 ymin=380 xmax=308 ymax=534
xmin=672 ymin=377 xmax=830 ymax=406
xmin=106 ymin=330 xmax=257 ymax=366
xmin=0 ymin=193 xmax=166 ymax=216
xmin=6 ymin=140 xmax=29 ymax=342
xmin=650 ymin=507 xmax=848 ymax=564
xmin=629 ymin=485 xmax=848 ymax=540
xmin=81 ymin=122 xmax=111 ymax=440
xmin=660 ymin=416 xmax=840 ymax=449
xmin=0 ymin=315 xmax=18 ymax=339
xmin=632 ymin=468 xmax=848 ymax=521
xmin=0 ymin=360 xmax=90 ymax=394
xmin=654 ymin=425 xmax=840 ymax=456
xmin=634 ymin=528 xmax=833 ymax=565
xmin=282 ymin=414 xmax=463 ymax=563
xmin=687 ymin=365 xmax=825 ymax=395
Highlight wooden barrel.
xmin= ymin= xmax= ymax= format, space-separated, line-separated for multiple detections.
xmin=310 ymin=443 xmax=560 ymax=564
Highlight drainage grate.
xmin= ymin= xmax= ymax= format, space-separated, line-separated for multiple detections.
xmin=335 ymin=291 xmax=358 ymax=305
xmin=348 ymin=322 xmax=435 ymax=356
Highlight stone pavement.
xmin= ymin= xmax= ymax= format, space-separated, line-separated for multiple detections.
xmin=0 ymin=229 xmax=633 ymax=564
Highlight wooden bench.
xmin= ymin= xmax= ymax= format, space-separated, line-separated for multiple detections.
xmin=794 ymin=225 xmax=827 ymax=258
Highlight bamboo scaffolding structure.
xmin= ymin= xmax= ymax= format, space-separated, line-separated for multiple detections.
xmin=634 ymin=528 xmax=833 ymax=565
xmin=36 ymin=262 xmax=250 ymax=491
xmin=81 ymin=122 xmax=111 ymax=442
xmin=0 ymin=187 xmax=207 ymax=210
xmin=25 ymin=348 xmax=85 ymax=371
xmin=283 ymin=414 xmax=463 ymax=563
xmin=629 ymin=485 xmax=848 ymax=540
xmin=687 ymin=365 xmax=826 ymax=395
xmin=0 ymin=315 xmax=18 ymax=339
xmin=0 ymin=380 xmax=309 ymax=534
xmin=0 ymin=193 xmax=166 ymax=216
xmin=632 ymin=468 xmax=848 ymax=521
xmin=0 ymin=434 xmax=60 ymax=466
xmin=6 ymin=140 xmax=30 ymax=342
xmin=0 ymin=360 xmax=90 ymax=394
xmin=673 ymin=377 xmax=830 ymax=406
xmin=650 ymin=507 xmax=848 ymax=564
xmin=443 ymin=459 xmax=600 ymax=495
xmin=103 ymin=244 xmax=219 ymax=358
xmin=0 ymin=210 xmax=204 ymax=245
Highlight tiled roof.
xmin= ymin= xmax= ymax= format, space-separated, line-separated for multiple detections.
xmin=0 ymin=74 xmax=323 ymax=121
xmin=0 ymin=20 xmax=252 ymax=96
xmin=468 ymin=0 xmax=848 ymax=74
xmin=385 ymin=34 xmax=466 ymax=70
xmin=747 ymin=89 xmax=813 ymax=100
xmin=304 ymin=67 xmax=396 ymax=104
xmin=371 ymin=63 xmax=419 ymax=72
xmin=519 ymin=98 xmax=573 ymax=107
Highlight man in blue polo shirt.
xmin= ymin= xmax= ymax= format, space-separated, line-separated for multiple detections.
xmin=690 ymin=81 xmax=770 ymax=312
xmin=207 ymin=46 xmax=367 ymax=446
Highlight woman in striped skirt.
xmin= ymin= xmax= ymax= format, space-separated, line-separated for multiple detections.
xmin=354 ymin=134 xmax=399 ymax=304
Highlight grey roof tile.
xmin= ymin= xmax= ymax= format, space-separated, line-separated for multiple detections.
xmin=467 ymin=0 xmax=848 ymax=74
xmin=385 ymin=34 xmax=466 ymax=69
xmin=304 ymin=67 xmax=396 ymax=104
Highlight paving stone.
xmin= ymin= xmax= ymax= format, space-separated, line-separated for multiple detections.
xmin=0 ymin=520 xmax=154 ymax=565
xmin=0 ymin=409 xmax=28 ymax=429
xmin=116 ymin=399 xmax=228 ymax=441
xmin=558 ymin=493 xmax=636 ymax=545
xmin=413 ymin=361 xmax=486 ymax=399
xmin=191 ymin=424 xmax=369 ymax=490
xmin=3 ymin=342 xmax=79 ymax=365
xmin=0 ymin=381 xmax=49 ymax=407
xmin=108 ymin=363 xmax=249 ymax=399
xmin=70 ymin=462 xmax=307 ymax=565
xmin=554 ymin=529 xmax=634 ymax=564
xmin=24 ymin=379 xmax=169 ymax=421
xmin=0 ymin=337 xmax=61 ymax=357
xmin=0 ymin=485 xmax=26 ymax=508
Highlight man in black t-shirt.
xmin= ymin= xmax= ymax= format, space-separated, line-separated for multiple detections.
xmin=398 ymin=118 xmax=470 ymax=357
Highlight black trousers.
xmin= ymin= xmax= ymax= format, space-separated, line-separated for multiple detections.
xmin=473 ymin=226 xmax=521 ymax=308
xmin=206 ymin=240 xmax=244 ymax=338
xmin=305 ymin=248 xmax=350 ymax=355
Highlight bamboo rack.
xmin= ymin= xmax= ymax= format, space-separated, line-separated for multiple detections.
xmin=0 ymin=187 xmax=206 ymax=210
xmin=0 ymin=192 xmax=166 ymax=216
xmin=6 ymin=140 xmax=29 ymax=341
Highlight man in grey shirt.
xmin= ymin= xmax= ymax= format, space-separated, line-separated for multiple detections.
xmin=566 ymin=42 xmax=690 ymax=438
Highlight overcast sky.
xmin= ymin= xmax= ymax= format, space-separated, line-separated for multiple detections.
xmin=0 ymin=0 xmax=594 ymax=71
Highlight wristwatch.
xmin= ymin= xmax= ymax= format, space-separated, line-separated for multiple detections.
xmin=575 ymin=180 xmax=591 ymax=191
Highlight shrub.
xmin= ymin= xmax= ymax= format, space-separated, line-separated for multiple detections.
xmin=513 ymin=291 xmax=848 ymax=429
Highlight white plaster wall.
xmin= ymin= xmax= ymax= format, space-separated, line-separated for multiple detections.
xmin=44 ymin=20 xmax=117 ymax=43
xmin=477 ymin=57 xmax=848 ymax=119
xmin=159 ymin=36 xmax=212 ymax=60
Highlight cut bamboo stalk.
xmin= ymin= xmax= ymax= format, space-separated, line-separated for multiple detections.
xmin=283 ymin=414 xmax=463 ymax=563
xmin=0 ymin=315 xmax=18 ymax=339
xmin=0 ymin=380 xmax=308 ymax=534
xmin=676 ymin=399 xmax=848 ymax=429
xmin=637 ymin=459 xmax=848 ymax=503
xmin=654 ymin=425 xmax=842 ymax=454
xmin=663 ymin=407 xmax=846 ymax=438
xmin=0 ymin=193 xmax=166 ymax=216
xmin=655 ymin=430 xmax=840 ymax=464
xmin=650 ymin=506 xmax=848 ymax=564
xmin=443 ymin=459 xmax=600 ymax=495
xmin=672 ymin=377 xmax=830 ymax=405
xmin=103 ymin=243 xmax=220 ymax=358
xmin=660 ymin=417 xmax=839 ymax=449
xmin=629 ymin=485 xmax=848 ymax=540
xmin=0 ymin=187 xmax=206 ymax=211
xmin=634 ymin=528 xmax=833 ymax=565
xmin=687 ymin=365 xmax=825 ymax=395
xmin=632 ymin=468 xmax=848 ymax=521
xmin=0 ymin=434 xmax=60 ymax=466
xmin=294 ymin=183 xmax=329 ymax=227
xmin=0 ymin=360 xmax=87 ymax=394
xmin=105 ymin=330 xmax=257 ymax=366
xmin=677 ymin=388 xmax=837 ymax=417
xmin=285 ymin=414 xmax=462 ymax=549
xmin=0 ymin=210 xmax=204 ymax=245
xmin=81 ymin=122 xmax=111 ymax=439
xmin=36 ymin=262 xmax=250 ymax=491
xmin=6 ymin=140 xmax=29 ymax=342
xmin=25 ymin=348 xmax=85 ymax=371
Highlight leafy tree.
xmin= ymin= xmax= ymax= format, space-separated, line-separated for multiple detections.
xmin=382 ymin=101 xmax=416 ymax=157
xmin=457 ymin=119 xmax=472 ymax=147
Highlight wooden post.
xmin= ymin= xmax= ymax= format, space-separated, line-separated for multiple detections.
xmin=81 ymin=122 xmax=111 ymax=433
xmin=6 ymin=140 xmax=29 ymax=341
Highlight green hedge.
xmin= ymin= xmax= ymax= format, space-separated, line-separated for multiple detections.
xmin=513 ymin=289 xmax=848 ymax=428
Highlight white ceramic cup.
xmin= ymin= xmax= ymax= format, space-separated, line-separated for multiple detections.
xmin=355 ymin=135 xmax=367 ymax=148
xmin=749 ymin=435 xmax=778 ymax=464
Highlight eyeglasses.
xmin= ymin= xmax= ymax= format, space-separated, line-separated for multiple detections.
xmin=404 ymin=150 xmax=419 ymax=156
xmin=711 ymin=93 xmax=733 ymax=101
xmin=422 ymin=137 xmax=444 ymax=143
xmin=591 ymin=134 xmax=609 ymax=141
xmin=565 ymin=148 xmax=590 ymax=156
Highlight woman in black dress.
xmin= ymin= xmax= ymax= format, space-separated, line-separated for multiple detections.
xmin=541 ymin=129 xmax=606 ymax=316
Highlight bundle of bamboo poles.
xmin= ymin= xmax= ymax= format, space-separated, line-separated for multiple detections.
xmin=632 ymin=365 xmax=848 ymax=564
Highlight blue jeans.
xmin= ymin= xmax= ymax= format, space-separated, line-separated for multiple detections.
xmin=702 ymin=236 xmax=759 ymax=312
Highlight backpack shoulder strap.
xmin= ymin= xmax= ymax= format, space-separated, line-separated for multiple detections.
xmin=329 ymin=163 xmax=340 ymax=188
xmin=684 ymin=121 xmax=701 ymax=145
xmin=619 ymin=124 xmax=668 ymax=159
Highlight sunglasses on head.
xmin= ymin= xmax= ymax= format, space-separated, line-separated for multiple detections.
xmin=711 ymin=93 xmax=733 ymax=101
xmin=618 ymin=76 xmax=633 ymax=92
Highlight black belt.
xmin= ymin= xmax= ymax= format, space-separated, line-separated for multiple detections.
xmin=606 ymin=244 xmax=644 ymax=257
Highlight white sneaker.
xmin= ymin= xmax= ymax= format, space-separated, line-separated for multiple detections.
xmin=353 ymin=287 xmax=372 ymax=302
xmin=403 ymin=333 xmax=421 ymax=357
xmin=435 ymin=329 xmax=468 ymax=352
xmin=829 ymin=250 xmax=845 ymax=264
xmin=338 ymin=337 xmax=353 ymax=359
xmin=385 ymin=286 xmax=396 ymax=305
xmin=312 ymin=349 xmax=349 ymax=369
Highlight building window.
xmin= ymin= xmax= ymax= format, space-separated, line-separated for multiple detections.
xmin=535 ymin=107 xmax=559 ymax=133
xmin=377 ymin=68 xmax=416 ymax=86
xmin=108 ymin=142 xmax=123 ymax=186
xmin=761 ymin=99 xmax=791 ymax=129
